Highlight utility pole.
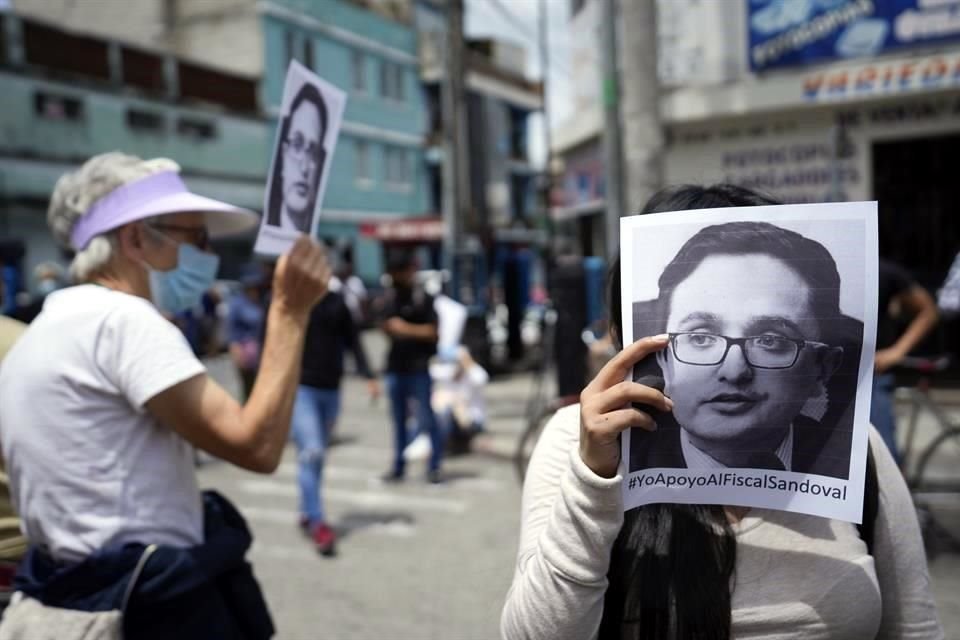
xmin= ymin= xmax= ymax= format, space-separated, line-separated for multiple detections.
xmin=619 ymin=0 xmax=663 ymax=217
xmin=538 ymin=0 xmax=552 ymax=203
xmin=601 ymin=0 xmax=625 ymax=258
xmin=441 ymin=0 xmax=470 ymax=294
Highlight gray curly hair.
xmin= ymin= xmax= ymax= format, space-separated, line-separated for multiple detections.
xmin=48 ymin=152 xmax=180 ymax=282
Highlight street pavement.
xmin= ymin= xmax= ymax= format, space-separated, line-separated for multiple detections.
xmin=200 ymin=352 xmax=960 ymax=639
xmin=199 ymin=357 xmax=530 ymax=640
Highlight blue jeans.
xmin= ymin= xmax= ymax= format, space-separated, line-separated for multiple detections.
xmin=871 ymin=373 xmax=900 ymax=464
xmin=386 ymin=372 xmax=443 ymax=474
xmin=291 ymin=385 xmax=341 ymax=527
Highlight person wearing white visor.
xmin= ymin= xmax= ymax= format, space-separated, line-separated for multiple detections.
xmin=0 ymin=152 xmax=329 ymax=637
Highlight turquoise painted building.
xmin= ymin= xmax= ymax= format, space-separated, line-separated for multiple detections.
xmin=260 ymin=0 xmax=429 ymax=283
xmin=0 ymin=11 xmax=270 ymax=295
xmin=0 ymin=0 xmax=428 ymax=295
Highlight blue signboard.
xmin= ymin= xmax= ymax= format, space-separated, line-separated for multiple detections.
xmin=748 ymin=0 xmax=960 ymax=71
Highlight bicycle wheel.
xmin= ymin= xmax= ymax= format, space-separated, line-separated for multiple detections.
xmin=910 ymin=427 xmax=960 ymax=554
xmin=912 ymin=427 xmax=960 ymax=494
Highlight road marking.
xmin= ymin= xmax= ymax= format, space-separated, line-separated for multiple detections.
xmin=250 ymin=541 xmax=314 ymax=561
xmin=275 ymin=462 xmax=506 ymax=492
xmin=239 ymin=480 xmax=468 ymax=514
xmin=243 ymin=506 xmax=418 ymax=539
xmin=449 ymin=476 xmax=505 ymax=491
xmin=326 ymin=445 xmax=395 ymax=460
xmin=276 ymin=462 xmax=369 ymax=481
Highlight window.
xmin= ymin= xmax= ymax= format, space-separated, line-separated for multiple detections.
xmin=352 ymin=51 xmax=366 ymax=92
xmin=22 ymin=20 xmax=110 ymax=80
xmin=178 ymin=61 xmax=258 ymax=113
xmin=303 ymin=38 xmax=314 ymax=70
xmin=285 ymin=30 xmax=297 ymax=67
xmin=385 ymin=146 xmax=411 ymax=186
xmin=284 ymin=30 xmax=312 ymax=69
xmin=380 ymin=61 xmax=405 ymax=101
xmin=177 ymin=117 xmax=217 ymax=141
xmin=121 ymin=47 xmax=165 ymax=93
xmin=394 ymin=65 xmax=405 ymax=102
xmin=355 ymin=140 xmax=371 ymax=182
xmin=33 ymin=92 xmax=84 ymax=122
xmin=379 ymin=61 xmax=390 ymax=98
xmin=126 ymin=109 xmax=165 ymax=134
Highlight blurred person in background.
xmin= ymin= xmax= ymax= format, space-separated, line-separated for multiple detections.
xmin=872 ymin=258 xmax=938 ymax=464
xmin=228 ymin=266 xmax=268 ymax=400
xmin=0 ymin=152 xmax=329 ymax=638
xmin=0 ymin=315 xmax=27 ymax=613
xmin=328 ymin=258 xmax=368 ymax=327
xmin=430 ymin=346 xmax=489 ymax=455
xmin=33 ymin=262 xmax=66 ymax=299
xmin=8 ymin=262 xmax=66 ymax=325
xmin=174 ymin=287 xmax=222 ymax=358
xmin=379 ymin=249 xmax=444 ymax=483
xmin=291 ymin=286 xmax=379 ymax=556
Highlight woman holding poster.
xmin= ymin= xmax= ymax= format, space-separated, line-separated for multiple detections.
xmin=501 ymin=185 xmax=941 ymax=640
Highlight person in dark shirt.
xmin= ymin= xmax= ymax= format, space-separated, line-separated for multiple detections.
xmin=292 ymin=290 xmax=378 ymax=556
xmin=872 ymin=259 xmax=938 ymax=463
xmin=380 ymin=249 xmax=443 ymax=483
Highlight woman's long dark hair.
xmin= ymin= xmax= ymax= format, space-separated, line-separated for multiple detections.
xmin=267 ymin=83 xmax=329 ymax=227
xmin=598 ymin=184 xmax=780 ymax=640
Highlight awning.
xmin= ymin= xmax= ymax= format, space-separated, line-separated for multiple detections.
xmin=493 ymin=226 xmax=548 ymax=245
xmin=359 ymin=216 xmax=444 ymax=243
xmin=550 ymin=198 xmax=605 ymax=222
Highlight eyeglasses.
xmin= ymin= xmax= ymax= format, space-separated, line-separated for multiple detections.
xmin=668 ymin=332 xmax=831 ymax=370
xmin=283 ymin=133 xmax=321 ymax=168
xmin=148 ymin=223 xmax=210 ymax=249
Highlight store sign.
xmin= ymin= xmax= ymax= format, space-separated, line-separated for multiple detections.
xmin=556 ymin=141 xmax=605 ymax=207
xmin=802 ymin=52 xmax=960 ymax=100
xmin=359 ymin=217 xmax=444 ymax=242
xmin=749 ymin=0 xmax=960 ymax=71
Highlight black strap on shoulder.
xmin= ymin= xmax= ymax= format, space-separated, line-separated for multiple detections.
xmin=858 ymin=442 xmax=879 ymax=555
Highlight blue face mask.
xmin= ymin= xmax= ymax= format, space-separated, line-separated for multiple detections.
xmin=147 ymin=243 xmax=220 ymax=313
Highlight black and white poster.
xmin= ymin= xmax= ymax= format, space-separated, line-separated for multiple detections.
xmin=620 ymin=202 xmax=878 ymax=523
xmin=255 ymin=60 xmax=346 ymax=256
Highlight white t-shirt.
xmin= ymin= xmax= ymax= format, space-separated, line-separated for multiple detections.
xmin=430 ymin=360 xmax=489 ymax=425
xmin=0 ymin=285 xmax=206 ymax=563
xmin=328 ymin=275 xmax=368 ymax=322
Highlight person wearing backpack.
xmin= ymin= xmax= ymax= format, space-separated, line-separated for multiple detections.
xmin=501 ymin=185 xmax=942 ymax=640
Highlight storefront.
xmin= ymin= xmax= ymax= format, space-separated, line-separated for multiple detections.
xmin=664 ymin=50 xmax=960 ymax=292
xmin=550 ymin=137 xmax=607 ymax=257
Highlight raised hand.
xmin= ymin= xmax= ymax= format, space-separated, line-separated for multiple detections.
xmin=578 ymin=334 xmax=674 ymax=478
xmin=272 ymin=236 xmax=330 ymax=319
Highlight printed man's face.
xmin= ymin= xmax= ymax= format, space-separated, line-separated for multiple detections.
xmin=282 ymin=101 xmax=322 ymax=216
xmin=659 ymin=253 xmax=833 ymax=457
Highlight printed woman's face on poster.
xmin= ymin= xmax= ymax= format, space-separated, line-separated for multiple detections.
xmin=281 ymin=98 xmax=324 ymax=229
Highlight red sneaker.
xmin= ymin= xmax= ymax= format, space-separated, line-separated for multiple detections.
xmin=312 ymin=523 xmax=336 ymax=556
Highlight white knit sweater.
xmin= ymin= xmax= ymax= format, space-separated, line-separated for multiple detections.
xmin=501 ymin=405 xmax=944 ymax=640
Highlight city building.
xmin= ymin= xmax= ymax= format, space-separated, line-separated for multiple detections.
xmin=554 ymin=0 xmax=960 ymax=292
xmin=0 ymin=8 xmax=268 ymax=299
xmin=258 ymin=0 xmax=429 ymax=284
xmin=415 ymin=0 xmax=544 ymax=359
xmin=10 ymin=0 xmax=431 ymax=285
